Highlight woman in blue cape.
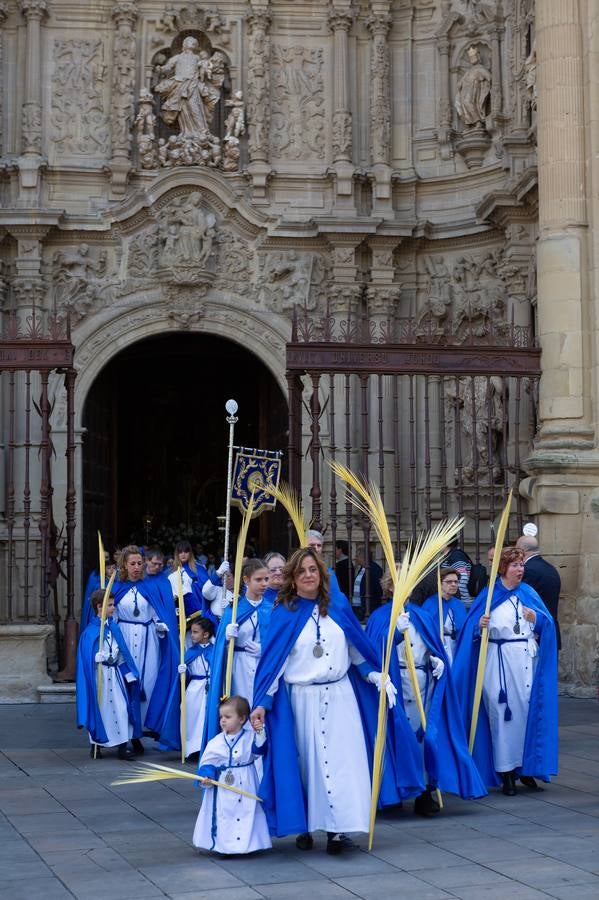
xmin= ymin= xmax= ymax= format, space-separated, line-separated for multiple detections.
xmin=250 ymin=548 xmax=424 ymax=855
xmin=112 ymin=545 xmax=178 ymax=744
xmin=452 ymin=546 xmax=558 ymax=796
xmin=204 ymin=559 xmax=274 ymax=746
xmin=76 ymin=588 xmax=141 ymax=759
xmin=367 ymin=570 xmax=486 ymax=816
xmin=421 ymin=567 xmax=468 ymax=665
xmin=168 ymin=541 xmax=222 ymax=622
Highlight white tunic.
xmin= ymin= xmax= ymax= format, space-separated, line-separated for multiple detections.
xmin=193 ymin=726 xmax=271 ymax=854
xmin=185 ymin=646 xmax=211 ymax=757
xmin=442 ymin=608 xmax=458 ymax=665
xmin=114 ymin=587 xmax=162 ymax=726
xmin=168 ymin=568 xmax=193 ymax=599
xmin=267 ymin=610 xmax=371 ymax=834
xmin=93 ymin=627 xmax=132 ymax=747
xmin=482 ymin=596 xmax=539 ymax=772
xmin=232 ymin=599 xmax=262 ymax=705
xmin=396 ymin=623 xmax=432 ymax=734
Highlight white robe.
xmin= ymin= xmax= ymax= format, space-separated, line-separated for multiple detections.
xmin=93 ymin=629 xmax=132 ymax=748
xmin=193 ymin=726 xmax=271 ymax=854
xmin=114 ymin=588 xmax=162 ymax=726
xmin=232 ymin=599 xmax=263 ymax=705
xmin=442 ymin=608 xmax=458 ymax=665
xmin=185 ymin=646 xmax=211 ymax=757
xmin=168 ymin=568 xmax=193 ymax=598
xmin=267 ymin=611 xmax=371 ymax=834
xmin=396 ymin=623 xmax=432 ymax=734
xmin=482 ymin=596 xmax=539 ymax=772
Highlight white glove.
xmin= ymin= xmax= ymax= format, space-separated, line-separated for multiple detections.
xmin=430 ymin=656 xmax=445 ymax=680
xmin=396 ymin=611 xmax=410 ymax=633
xmin=216 ymin=560 xmax=230 ymax=577
xmin=94 ymin=650 xmax=109 ymax=663
xmin=225 ymin=623 xmax=239 ymax=640
xmin=243 ymin=639 xmax=261 ymax=657
xmin=155 ymin=621 xmax=168 ymax=635
xmin=367 ymin=671 xmax=398 ymax=709
xmin=124 ymin=672 xmax=137 ymax=683
xmin=177 ymin=663 xmax=187 ymax=675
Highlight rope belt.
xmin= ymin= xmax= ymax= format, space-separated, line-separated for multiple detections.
xmin=489 ymin=637 xmax=528 ymax=722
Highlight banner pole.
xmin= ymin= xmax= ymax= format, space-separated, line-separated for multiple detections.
xmin=223 ymin=400 xmax=238 ymax=566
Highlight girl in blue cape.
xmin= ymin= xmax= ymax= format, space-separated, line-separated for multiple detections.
xmin=112 ymin=545 xmax=178 ymax=748
xmin=80 ymin=558 xmax=118 ymax=630
xmin=168 ymin=541 xmax=223 ymax=622
xmin=204 ymin=559 xmax=273 ymax=746
xmin=421 ymin=567 xmax=468 ymax=665
xmin=159 ymin=616 xmax=215 ymax=756
xmin=250 ymin=548 xmax=424 ymax=855
xmin=76 ymin=589 xmax=141 ymax=760
xmin=452 ymin=546 xmax=558 ymax=796
xmin=367 ymin=568 xmax=486 ymax=817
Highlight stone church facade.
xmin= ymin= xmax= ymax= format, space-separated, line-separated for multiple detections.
xmin=0 ymin=0 xmax=597 ymax=697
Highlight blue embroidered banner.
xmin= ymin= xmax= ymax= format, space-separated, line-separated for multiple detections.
xmin=230 ymin=448 xmax=283 ymax=517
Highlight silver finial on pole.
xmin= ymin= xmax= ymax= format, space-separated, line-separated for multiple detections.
xmin=223 ymin=400 xmax=238 ymax=567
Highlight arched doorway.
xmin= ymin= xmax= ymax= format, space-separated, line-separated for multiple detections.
xmin=81 ymin=332 xmax=288 ymax=578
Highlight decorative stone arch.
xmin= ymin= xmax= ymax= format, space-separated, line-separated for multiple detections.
xmin=73 ymin=295 xmax=290 ymax=428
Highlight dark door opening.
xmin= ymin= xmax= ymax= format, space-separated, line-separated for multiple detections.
xmin=81 ymin=332 xmax=288 ymax=581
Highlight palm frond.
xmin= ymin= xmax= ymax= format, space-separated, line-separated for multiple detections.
xmin=112 ymin=762 xmax=262 ymax=801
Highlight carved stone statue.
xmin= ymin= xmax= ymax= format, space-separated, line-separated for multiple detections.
xmin=53 ymin=243 xmax=110 ymax=322
xmin=524 ymin=41 xmax=537 ymax=111
xmin=157 ymin=193 xmax=217 ymax=283
xmin=455 ymin=45 xmax=491 ymax=128
xmin=224 ymin=91 xmax=245 ymax=140
xmin=417 ymin=256 xmax=452 ymax=334
xmin=135 ymin=88 xmax=158 ymax=169
xmin=153 ymin=35 xmax=227 ymax=168
xmin=447 ymin=375 xmax=504 ymax=483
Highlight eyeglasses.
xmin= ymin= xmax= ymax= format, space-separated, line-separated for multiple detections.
xmin=268 ymin=566 xmax=284 ymax=573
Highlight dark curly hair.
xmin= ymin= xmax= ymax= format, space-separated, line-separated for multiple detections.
xmin=276 ymin=547 xmax=330 ymax=617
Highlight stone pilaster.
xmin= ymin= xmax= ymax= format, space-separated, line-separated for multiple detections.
xmin=18 ymin=0 xmax=48 ymax=193
xmin=246 ymin=1 xmax=271 ymax=201
xmin=0 ymin=3 xmax=8 ymax=158
xmin=367 ymin=1 xmax=392 ymax=214
xmin=328 ymin=1 xmax=355 ymax=201
xmin=8 ymin=227 xmax=50 ymax=309
xmin=108 ymin=1 xmax=138 ymax=197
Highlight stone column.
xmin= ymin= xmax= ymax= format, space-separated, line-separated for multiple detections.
xmin=328 ymin=1 xmax=355 ymax=201
xmin=109 ymin=1 xmax=138 ymax=197
xmin=18 ymin=0 xmax=48 ymax=193
xmin=8 ymin=227 xmax=50 ymax=310
xmin=523 ymin=1 xmax=596 ymax=692
xmin=246 ymin=1 xmax=271 ymax=201
xmin=367 ymin=2 xmax=392 ymax=213
xmin=0 ymin=3 xmax=8 ymax=157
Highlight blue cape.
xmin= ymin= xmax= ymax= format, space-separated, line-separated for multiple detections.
xmin=251 ymin=593 xmax=425 ymax=838
xmin=421 ymin=594 xmax=468 ymax=642
xmin=366 ymin=602 xmax=486 ymax=799
xmin=203 ymin=596 xmax=274 ymax=747
xmin=263 ymin=586 xmax=279 ymax=604
xmin=113 ymin=578 xmax=179 ymax=736
xmin=452 ymin=580 xmax=558 ymax=786
xmin=80 ymin=570 xmax=122 ymax=630
xmin=76 ymin=617 xmax=142 ymax=744
xmin=159 ymin=642 xmax=214 ymax=751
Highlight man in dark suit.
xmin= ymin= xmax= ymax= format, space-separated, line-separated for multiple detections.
xmin=351 ymin=544 xmax=383 ymax=619
xmin=334 ymin=540 xmax=354 ymax=600
xmin=516 ymin=534 xmax=562 ymax=650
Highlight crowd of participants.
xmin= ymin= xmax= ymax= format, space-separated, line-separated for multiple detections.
xmin=76 ymin=529 xmax=560 ymax=856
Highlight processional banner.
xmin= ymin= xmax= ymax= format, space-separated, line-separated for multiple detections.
xmin=230 ymin=448 xmax=283 ymax=517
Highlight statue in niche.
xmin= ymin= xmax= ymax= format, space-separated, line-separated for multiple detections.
xmin=152 ymin=35 xmax=228 ymax=167
xmin=135 ymin=88 xmax=158 ymax=169
xmin=158 ymin=193 xmax=217 ymax=282
xmin=447 ymin=375 xmax=504 ymax=483
xmin=455 ymin=45 xmax=491 ymax=128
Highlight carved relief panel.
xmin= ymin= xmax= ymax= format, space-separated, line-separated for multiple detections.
xmin=51 ymin=39 xmax=110 ymax=162
xmin=270 ymin=45 xmax=326 ymax=162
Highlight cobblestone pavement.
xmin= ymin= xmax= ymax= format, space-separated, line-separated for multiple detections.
xmin=0 ymin=698 xmax=597 ymax=900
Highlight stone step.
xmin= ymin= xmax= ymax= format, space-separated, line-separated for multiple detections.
xmin=38 ymin=684 xmax=76 ymax=703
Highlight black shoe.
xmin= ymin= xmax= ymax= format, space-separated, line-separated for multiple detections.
xmin=89 ymin=744 xmax=103 ymax=759
xmin=501 ymin=772 xmax=517 ymax=796
xmin=326 ymin=833 xmax=359 ymax=855
xmin=295 ymin=832 xmax=313 ymax=851
xmin=520 ymin=775 xmax=543 ymax=792
xmin=117 ymin=744 xmax=135 ymax=761
xmin=414 ymin=790 xmax=441 ymax=817
xmin=131 ymin=738 xmax=144 ymax=755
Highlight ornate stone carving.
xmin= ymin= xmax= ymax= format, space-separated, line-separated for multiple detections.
xmin=446 ymin=374 xmax=504 ymax=483
xmin=214 ymin=230 xmax=252 ymax=294
xmin=270 ymin=46 xmax=325 ymax=160
xmin=158 ymin=4 xmax=228 ymax=45
xmin=18 ymin=0 xmax=48 ymax=159
xmin=455 ymin=45 xmax=491 ymax=128
xmin=18 ymin=0 xmax=47 ymax=17
xmin=157 ymin=193 xmax=217 ymax=284
xmin=524 ymin=41 xmax=537 ymax=111
xmin=135 ymin=89 xmax=158 ymax=169
xmin=109 ymin=1 xmax=138 ymax=191
xmin=127 ymin=225 xmax=159 ymax=279
xmin=153 ymin=36 xmax=227 ymax=167
xmin=21 ymin=102 xmax=42 ymax=155
xmin=52 ymin=39 xmax=110 ymax=156
xmin=259 ymin=251 xmax=329 ymax=311
xmin=332 ymin=110 xmax=352 ymax=161
xmin=417 ymin=256 xmax=452 ymax=334
xmin=166 ymin=289 xmax=207 ymax=327
xmin=452 ymin=251 xmax=507 ymax=335
xmin=222 ymin=90 xmax=245 ymax=172
xmin=367 ymin=13 xmax=392 ymax=165
xmin=246 ymin=11 xmax=271 ymax=165
xmin=52 ymin=243 xmax=112 ymax=322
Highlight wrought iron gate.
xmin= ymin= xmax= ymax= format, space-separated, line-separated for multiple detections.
xmin=286 ymin=299 xmax=541 ymax=593
xmin=0 ymin=309 xmax=77 ymax=676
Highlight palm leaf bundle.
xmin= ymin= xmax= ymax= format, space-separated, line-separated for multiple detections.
xmin=112 ymin=761 xmax=262 ymax=801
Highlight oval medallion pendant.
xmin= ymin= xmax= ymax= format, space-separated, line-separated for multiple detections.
xmin=224 ymin=770 xmax=235 ymax=785
xmin=313 ymin=643 xmax=324 ymax=658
